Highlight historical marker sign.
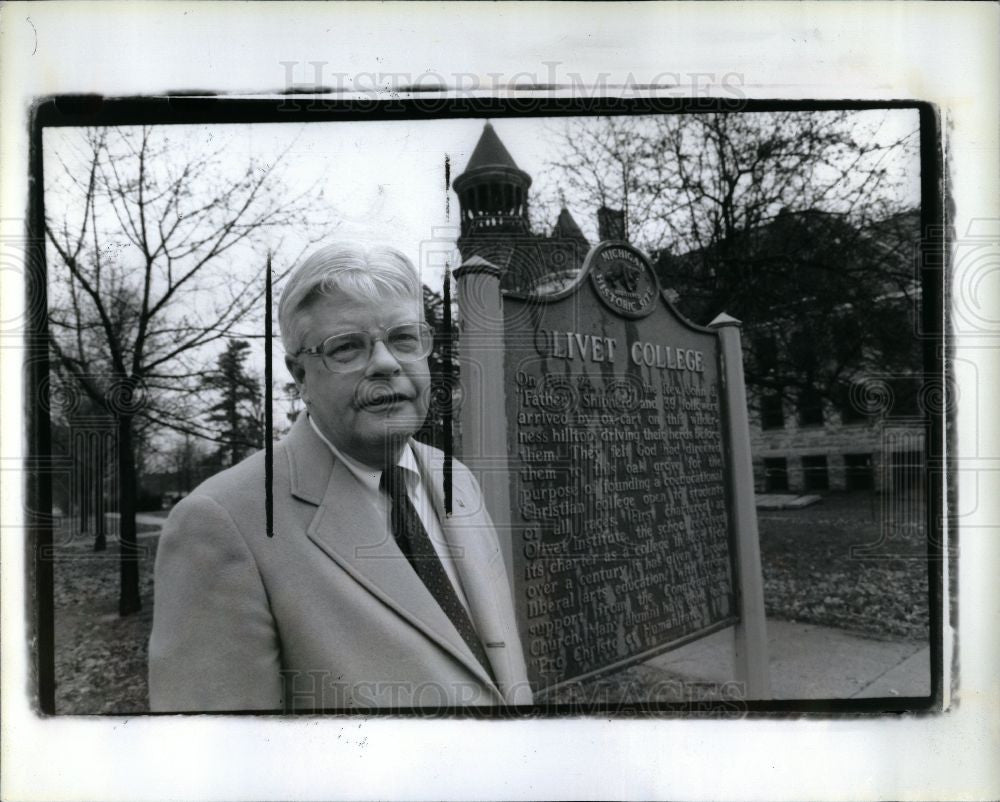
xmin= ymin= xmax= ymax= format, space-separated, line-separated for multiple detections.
xmin=459 ymin=241 xmax=741 ymax=692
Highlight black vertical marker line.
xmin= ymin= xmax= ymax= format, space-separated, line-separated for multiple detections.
xmin=444 ymin=154 xmax=451 ymax=221
xmin=920 ymin=104 xmax=944 ymax=708
xmin=265 ymin=254 xmax=274 ymax=537
xmin=443 ymin=264 xmax=453 ymax=517
xmin=29 ymin=109 xmax=55 ymax=714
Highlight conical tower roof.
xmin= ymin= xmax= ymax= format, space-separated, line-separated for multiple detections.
xmin=453 ymin=123 xmax=531 ymax=193
xmin=465 ymin=123 xmax=521 ymax=172
xmin=552 ymin=207 xmax=589 ymax=245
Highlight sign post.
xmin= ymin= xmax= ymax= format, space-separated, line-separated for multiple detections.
xmin=711 ymin=313 xmax=771 ymax=700
xmin=453 ymin=256 xmax=515 ymax=581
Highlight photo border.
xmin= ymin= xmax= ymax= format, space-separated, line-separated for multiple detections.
xmin=27 ymin=94 xmax=946 ymax=717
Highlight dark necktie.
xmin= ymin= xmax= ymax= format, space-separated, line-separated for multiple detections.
xmin=380 ymin=466 xmax=495 ymax=682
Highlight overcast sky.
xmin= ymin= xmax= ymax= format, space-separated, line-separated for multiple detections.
xmin=237 ymin=109 xmax=921 ymax=293
xmin=241 ymin=115 xmax=566 ymax=291
xmin=44 ymin=108 xmax=921 ymax=295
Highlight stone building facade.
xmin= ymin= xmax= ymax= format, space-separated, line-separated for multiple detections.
xmin=746 ymin=398 xmax=925 ymax=495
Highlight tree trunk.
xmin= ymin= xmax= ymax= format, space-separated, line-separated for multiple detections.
xmin=79 ymin=433 xmax=91 ymax=537
xmin=93 ymin=431 xmax=106 ymax=551
xmin=229 ymin=398 xmax=240 ymax=466
xmin=117 ymin=414 xmax=141 ymax=615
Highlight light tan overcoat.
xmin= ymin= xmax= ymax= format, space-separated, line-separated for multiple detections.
xmin=149 ymin=415 xmax=531 ymax=711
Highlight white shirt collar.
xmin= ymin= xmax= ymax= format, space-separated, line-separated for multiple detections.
xmin=307 ymin=413 xmax=418 ymax=493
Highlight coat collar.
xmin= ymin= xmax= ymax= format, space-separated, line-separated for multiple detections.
xmin=285 ymin=414 xmax=438 ymax=504
xmin=283 ymin=413 xmax=335 ymax=506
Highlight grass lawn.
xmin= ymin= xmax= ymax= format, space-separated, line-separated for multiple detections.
xmin=758 ymin=490 xmax=930 ymax=641
xmin=53 ymin=528 xmax=158 ymax=714
xmin=51 ymin=490 xmax=931 ymax=713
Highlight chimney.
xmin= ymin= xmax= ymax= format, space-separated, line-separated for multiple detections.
xmin=597 ymin=207 xmax=626 ymax=242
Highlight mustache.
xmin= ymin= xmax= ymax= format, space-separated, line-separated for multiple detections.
xmin=354 ymin=384 xmax=415 ymax=408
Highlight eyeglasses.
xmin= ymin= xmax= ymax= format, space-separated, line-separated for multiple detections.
xmin=294 ymin=322 xmax=434 ymax=373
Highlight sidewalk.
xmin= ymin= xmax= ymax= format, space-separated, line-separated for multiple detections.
xmin=101 ymin=512 xmax=167 ymax=539
xmin=642 ymin=619 xmax=931 ymax=700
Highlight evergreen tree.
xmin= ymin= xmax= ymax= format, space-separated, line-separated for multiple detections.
xmin=203 ymin=340 xmax=264 ymax=466
xmin=414 ymin=283 xmax=458 ymax=452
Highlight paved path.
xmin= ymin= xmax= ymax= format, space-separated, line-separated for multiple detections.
xmin=755 ymin=493 xmax=824 ymax=510
xmin=643 ymin=619 xmax=930 ymax=699
xmin=87 ymin=512 xmax=168 ymax=539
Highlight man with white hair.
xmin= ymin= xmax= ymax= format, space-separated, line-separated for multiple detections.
xmin=149 ymin=242 xmax=531 ymax=711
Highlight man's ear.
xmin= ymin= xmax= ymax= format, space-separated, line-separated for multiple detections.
xmin=285 ymin=354 xmax=306 ymax=386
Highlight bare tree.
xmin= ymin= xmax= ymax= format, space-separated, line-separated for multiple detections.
xmin=544 ymin=111 xmax=917 ymax=252
xmin=540 ymin=111 xmax=922 ymax=406
xmin=44 ymin=125 xmax=325 ymax=614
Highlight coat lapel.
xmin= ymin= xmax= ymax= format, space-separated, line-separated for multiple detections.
xmin=284 ymin=414 xmax=334 ymax=506
xmin=286 ymin=418 xmax=501 ymax=698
